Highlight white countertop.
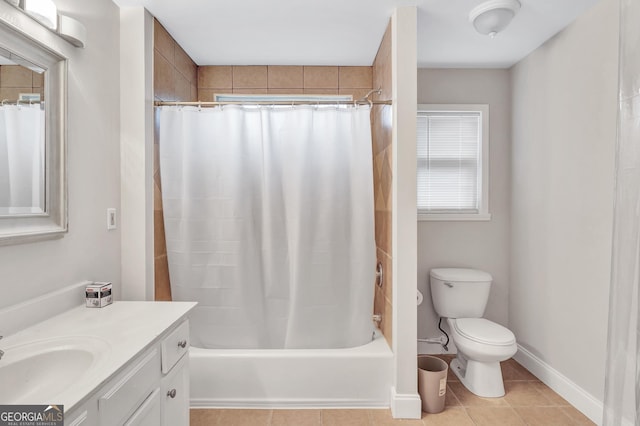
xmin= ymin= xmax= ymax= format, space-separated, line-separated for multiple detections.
xmin=0 ymin=301 xmax=196 ymax=411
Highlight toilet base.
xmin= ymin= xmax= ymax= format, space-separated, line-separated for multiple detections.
xmin=450 ymin=354 xmax=506 ymax=398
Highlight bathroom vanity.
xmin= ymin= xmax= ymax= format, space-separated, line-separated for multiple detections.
xmin=0 ymin=301 xmax=196 ymax=426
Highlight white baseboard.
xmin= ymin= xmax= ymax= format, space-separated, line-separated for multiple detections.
xmin=514 ymin=344 xmax=605 ymax=426
xmin=389 ymin=387 xmax=422 ymax=419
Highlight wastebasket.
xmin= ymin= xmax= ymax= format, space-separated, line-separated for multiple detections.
xmin=417 ymin=355 xmax=448 ymax=414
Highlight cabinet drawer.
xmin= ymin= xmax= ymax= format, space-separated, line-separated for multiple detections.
xmin=161 ymin=320 xmax=189 ymax=374
xmin=99 ymin=349 xmax=160 ymax=425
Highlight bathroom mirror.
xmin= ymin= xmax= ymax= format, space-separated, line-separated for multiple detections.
xmin=0 ymin=12 xmax=67 ymax=244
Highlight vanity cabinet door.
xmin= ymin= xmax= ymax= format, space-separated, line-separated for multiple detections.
xmin=123 ymin=388 xmax=161 ymax=426
xmin=98 ymin=349 xmax=160 ymax=425
xmin=161 ymin=354 xmax=189 ymax=426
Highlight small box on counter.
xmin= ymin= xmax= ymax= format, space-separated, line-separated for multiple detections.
xmin=86 ymin=282 xmax=113 ymax=308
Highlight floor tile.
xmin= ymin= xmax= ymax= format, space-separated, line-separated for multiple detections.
xmin=271 ymin=409 xmax=321 ymax=426
xmin=561 ymin=407 xmax=597 ymax=425
xmin=503 ymin=381 xmax=553 ymax=407
xmin=422 ymin=407 xmax=475 ymax=426
xmin=466 ymin=407 xmax=526 ymax=426
xmin=530 ymin=382 xmax=571 ymax=406
xmin=368 ymin=408 xmax=424 ymax=425
xmin=515 ymin=407 xmax=576 ymax=425
xmin=501 ymin=359 xmax=539 ymax=381
xmin=321 ymin=409 xmax=370 ymax=426
xmin=448 ymin=382 xmax=509 ymax=407
xmin=190 ymin=408 xmax=220 ymax=426
xmin=444 ymin=385 xmax=461 ymax=407
xmin=216 ymin=408 xmax=272 ymax=426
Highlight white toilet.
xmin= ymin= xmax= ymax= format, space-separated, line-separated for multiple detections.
xmin=430 ymin=268 xmax=517 ymax=398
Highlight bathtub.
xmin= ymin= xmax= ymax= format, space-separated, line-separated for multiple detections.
xmin=189 ymin=329 xmax=393 ymax=408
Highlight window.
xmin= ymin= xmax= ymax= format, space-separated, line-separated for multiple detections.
xmin=417 ymin=104 xmax=490 ymax=221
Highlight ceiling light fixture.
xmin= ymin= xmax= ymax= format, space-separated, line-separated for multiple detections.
xmin=469 ymin=0 xmax=521 ymax=38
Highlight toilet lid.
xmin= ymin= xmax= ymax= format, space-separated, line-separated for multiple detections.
xmin=453 ymin=318 xmax=516 ymax=346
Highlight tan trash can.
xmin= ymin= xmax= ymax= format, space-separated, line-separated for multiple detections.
xmin=417 ymin=355 xmax=448 ymax=414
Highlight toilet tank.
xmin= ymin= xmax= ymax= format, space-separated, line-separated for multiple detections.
xmin=430 ymin=268 xmax=493 ymax=318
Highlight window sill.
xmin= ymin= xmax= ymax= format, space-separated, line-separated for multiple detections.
xmin=418 ymin=213 xmax=492 ymax=222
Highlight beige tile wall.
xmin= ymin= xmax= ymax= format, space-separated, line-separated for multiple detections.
xmin=372 ymin=22 xmax=393 ymax=347
xmin=153 ymin=19 xmax=198 ymax=301
xmin=0 ymin=65 xmax=44 ymax=101
xmin=197 ymin=65 xmax=372 ymax=101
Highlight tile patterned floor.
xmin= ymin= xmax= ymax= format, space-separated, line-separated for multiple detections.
xmin=190 ymin=356 xmax=596 ymax=426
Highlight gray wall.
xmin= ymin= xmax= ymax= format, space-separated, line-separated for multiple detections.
xmin=0 ymin=0 xmax=121 ymax=309
xmin=417 ymin=69 xmax=512 ymax=342
xmin=510 ymin=0 xmax=618 ymax=400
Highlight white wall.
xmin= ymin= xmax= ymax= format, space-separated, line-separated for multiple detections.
xmin=391 ymin=6 xmax=421 ymax=419
xmin=416 ymin=69 xmax=511 ymax=344
xmin=0 ymin=0 xmax=121 ymax=310
xmin=510 ymin=0 xmax=618 ymax=407
xmin=120 ymin=7 xmax=155 ymax=301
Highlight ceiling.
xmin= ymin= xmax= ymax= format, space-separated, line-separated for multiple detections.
xmin=112 ymin=0 xmax=601 ymax=68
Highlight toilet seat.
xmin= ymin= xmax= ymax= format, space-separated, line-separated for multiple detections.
xmin=452 ymin=318 xmax=515 ymax=346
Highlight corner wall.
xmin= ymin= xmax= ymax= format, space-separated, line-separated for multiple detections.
xmin=390 ymin=6 xmax=421 ymax=419
xmin=0 ymin=0 xmax=121 ymax=309
xmin=416 ymin=69 xmax=511 ymax=348
xmin=120 ymin=7 xmax=154 ymax=301
xmin=510 ymin=0 xmax=618 ymax=419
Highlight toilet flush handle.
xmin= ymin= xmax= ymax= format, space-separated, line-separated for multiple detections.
xmin=444 ymin=282 xmax=454 ymax=288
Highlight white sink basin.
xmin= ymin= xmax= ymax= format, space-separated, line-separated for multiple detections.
xmin=0 ymin=336 xmax=111 ymax=404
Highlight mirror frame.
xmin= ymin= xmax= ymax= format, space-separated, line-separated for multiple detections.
xmin=0 ymin=7 xmax=67 ymax=245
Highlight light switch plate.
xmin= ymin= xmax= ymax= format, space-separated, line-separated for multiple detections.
xmin=107 ymin=208 xmax=117 ymax=230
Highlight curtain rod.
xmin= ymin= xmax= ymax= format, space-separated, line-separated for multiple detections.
xmin=154 ymin=100 xmax=392 ymax=107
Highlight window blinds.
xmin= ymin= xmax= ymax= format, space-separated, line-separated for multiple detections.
xmin=417 ymin=111 xmax=482 ymax=214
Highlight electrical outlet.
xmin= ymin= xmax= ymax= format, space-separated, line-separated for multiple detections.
xmin=107 ymin=208 xmax=117 ymax=230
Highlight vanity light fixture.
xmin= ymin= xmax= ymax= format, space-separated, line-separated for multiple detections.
xmin=23 ymin=0 xmax=57 ymax=30
xmin=57 ymin=13 xmax=86 ymax=48
xmin=3 ymin=0 xmax=86 ymax=47
xmin=469 ymin=0 xmax=521 ymax=38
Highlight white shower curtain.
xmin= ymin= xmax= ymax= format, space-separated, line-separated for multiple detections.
xmin=0 ymin=104 xmax=44 ymax=214
xmin=603 ymin=0 xmax=640 ymax=423
xmin=159 ymin=105 xmax=376 ymax=349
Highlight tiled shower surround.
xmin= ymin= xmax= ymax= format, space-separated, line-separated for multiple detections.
xmin=152 ymin=19 xmax=393 ymax=346
xmin=153 ymin=19 xmax=198 ymax=301
xmin=0 ymin=65 xmax=44 ymax=101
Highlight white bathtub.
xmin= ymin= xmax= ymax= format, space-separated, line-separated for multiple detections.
xmin=189 ymin=330 xmax=393 ymax=408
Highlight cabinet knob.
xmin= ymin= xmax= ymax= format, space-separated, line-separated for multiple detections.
xmin=177 ymin=340 xmax=187 ymax=349
xmin=167 ymin=389 xmax=177 ymax=398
